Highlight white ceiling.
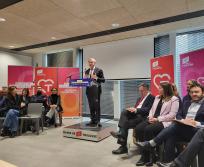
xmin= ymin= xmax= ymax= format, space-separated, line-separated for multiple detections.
xmin=0 ymin=0 xmax=204 ymax=54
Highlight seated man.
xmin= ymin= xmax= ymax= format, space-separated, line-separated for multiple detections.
xmin=137 ymin=82 xmax=204 ymax=164
xmin=111 ymin=83 xmax=155 ymax=154
xmin=157 ymin=128 xmax=204 ymax=167
xmin=30 ymin=86 xmax=47 ymax=108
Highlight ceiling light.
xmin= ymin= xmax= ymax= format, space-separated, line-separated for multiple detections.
xmin=9 ymin=45 xmax=15 ymax=48
xmin=51 ymin=37 xmax=56 ymax=40
xmin=111 ymin=23 xmax=120 ymax=28
xmin=0 ymin=17 xmax=6 ymax=22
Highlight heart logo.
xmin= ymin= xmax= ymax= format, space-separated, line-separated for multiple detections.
xmin=153 ymin=74 xmax=171 ymax=89
xmin=75 ymin=131 xmax=82 ymax=137
xmin=197 ymin=77 xmax=204 ymax=85
xmin=37 ymin=79 xmax=54 ymax=93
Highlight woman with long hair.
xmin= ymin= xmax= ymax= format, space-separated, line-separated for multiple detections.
xmin=135 ymin=82 xmax=179 ymax=166
xmin=45 ymin=88 xmax=63 ymax=127
xmin=19 ymin=88 xmax=30 ymax=116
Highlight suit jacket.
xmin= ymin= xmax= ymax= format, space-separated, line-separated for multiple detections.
xmin=136 ymin=94 xmax=155 ymax=117
xmin=85 ymin=67 xmax=105 ymax=94
xmin=177 ymin=98 xmax=204 ymax=125
xmin=0 ymin=94 xmax=20 ymax=117
xmin=149 ymin=95 xmax=179 ymax=128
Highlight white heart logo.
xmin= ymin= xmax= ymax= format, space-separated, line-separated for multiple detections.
xmin=37 ymin=79 xmax=54 ymax=93
xmin=153 ymin=74 xmax=171 ymax=89
xmin=197 ymin=77 xmax=204 ymax=85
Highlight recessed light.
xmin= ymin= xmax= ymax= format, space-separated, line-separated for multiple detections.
xmin=9 ymin=45 xmax=15 ymax=48
xmin=51 ymin=37 xmax=56 ymax=40
xmin=0 ymin=17 xmax=6 ymax=22
xmin=111 ymin=23 xmax=120 ymax=28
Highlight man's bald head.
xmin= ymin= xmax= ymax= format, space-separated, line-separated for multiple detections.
xmin=88 ymin=58 xmax=96 ymax=69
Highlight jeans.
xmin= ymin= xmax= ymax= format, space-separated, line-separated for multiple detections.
xmin=3 ymin=109 xmax=19 ymax=132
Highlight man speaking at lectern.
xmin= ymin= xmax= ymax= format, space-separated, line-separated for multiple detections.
xmin=85 ymin=58 xmax=105 ymax=127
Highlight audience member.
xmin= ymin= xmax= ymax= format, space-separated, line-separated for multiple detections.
xmin=19 ymin=88 xmax=30 ymax=116
xmin=45 ymin=88 xmax=63 ymax=127
xmin=157 ymin=128 xmax=204 ymax=167
xmin=137 ymin=82 xmax=204 ymax=165
xmin=0 ymin=86 xmax=20 ymax=137
xmin=111 ymin=83 xmax=155 ymax=154
xmin=135 ymin=82 xmax=179 ymax=166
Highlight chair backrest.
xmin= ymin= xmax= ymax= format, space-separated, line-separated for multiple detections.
xmin=27 ymin=103 xmax=43 ymax=117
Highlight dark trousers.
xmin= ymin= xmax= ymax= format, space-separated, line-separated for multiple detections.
xmin=175 ymin=128 xmax=204 ymax=167
xmin=86 ymin=85 xmax=101 ymax=123
xmin=135 ymin=120 xmax=164 ymax=162
xmin=154 ymin=122 xmax=198 ymax=162
xmin=117 ymin=110 xmax=144 ymax=146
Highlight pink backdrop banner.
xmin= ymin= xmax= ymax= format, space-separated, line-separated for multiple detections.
xmin=180 ymin=48 xmax=204 ymax=97
xmin=8 ymin=66 xmax=34 ymax=94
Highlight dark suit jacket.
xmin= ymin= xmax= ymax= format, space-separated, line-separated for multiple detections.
xmin=177 ymin=98 xmax=204 ymax=125
xmin=85 ymin=67 xmax=105 ymax=94
xmin=0 ymin=94 xmax=20 ymax=117
xmin=136 ymin=94 xmax=155 ymax=118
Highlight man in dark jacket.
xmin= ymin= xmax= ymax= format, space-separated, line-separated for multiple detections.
xmin=111 ymin=83 xmax=155 ymax=154
xmin=85 ymin=58 xmax=105 ymax=127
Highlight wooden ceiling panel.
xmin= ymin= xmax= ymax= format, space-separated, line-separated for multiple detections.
xmin=187 ymin=0 xmax=204 ymax=12
xmin=0 ymin=0 xmax=204 ymax=52
xmin=118 ymin=0 xmax=188 ymax=22
xmin=84 ymin=7 xmax=137 ymax=29
xmin=50 ymin=0 xmax=121 ymax=17
xmin=4 ymin=0 xmax=60 ymax=19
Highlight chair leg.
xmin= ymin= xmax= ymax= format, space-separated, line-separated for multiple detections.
xmin=19 ymin=119 xmax=24 ymax=136
xmin=59 ymin=112 xmax=62 ymax=126
xmin=191 ymin=156 xmax=198 ymax=167
xmin=41 ymin=118 xmax=44 ymax=132
xmin=36 ymin=119 xmax=40 ymax=135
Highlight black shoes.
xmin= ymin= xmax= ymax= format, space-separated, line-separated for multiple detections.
xmin=1 ymin=127 xmax=11 ymax=137
xmin=86 ymin=121 xmax=102 ymax=127
xmin=110 ymin=131 xmax=121 ymax=138
xmin=136 ymin=157 xmax=153 ymax=166
xmin=136 ymin=141 xmax=152 ymax=150
xmin=145 ymin=161 xmax=153 ymax=166
xmin=9 ymin=131 xmax=17 ymax=138
xmin=156 ymin=161 xmax=179 ymax=167
xmin=86 ymin=121 xmax=96 ymax=126
xmin=136 ymin=156 xmax=146 ymax=166
xmin=97 ymin=123 xmax=102 ymax=127
xmin=112 ymin=146 xmax=128 ymax=155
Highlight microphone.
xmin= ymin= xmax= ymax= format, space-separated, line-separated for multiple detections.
xmin=66 ymin=70 xmax=83 ymax=80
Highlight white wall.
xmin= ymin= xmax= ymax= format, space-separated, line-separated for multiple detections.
xmin=83 ymin=35 xmax=154 ymax=79
xmin=0 ymin=51 xmax=32 ymax=87
xmin=32 ymin=54 xmax=43 ymax=67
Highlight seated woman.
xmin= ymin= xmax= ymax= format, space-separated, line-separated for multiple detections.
xmin=45 ymin=88 xmax=63 ymax=127
xmin=0 ymin=86 xmax=20 ymax=138
xmin=135 ymin=82 xmax=179 ymax=166
xmin=19 ymin=88 xmax=30 ymax=116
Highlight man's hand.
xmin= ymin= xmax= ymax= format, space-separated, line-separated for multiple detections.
xmin=126 ymin=107 xmax=137 ymax=113
xmin=20 ymin=102 xmax=25 ymax=108
xmin=182 ymin=118 xmax=197 ymax=127
xmin=91 ymin=74 xmax=97 ymax=80
xmin=148 ymin=117 xmax=158 ymax=124
xmin=50 ymin=105 xmax=57 ymax=109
